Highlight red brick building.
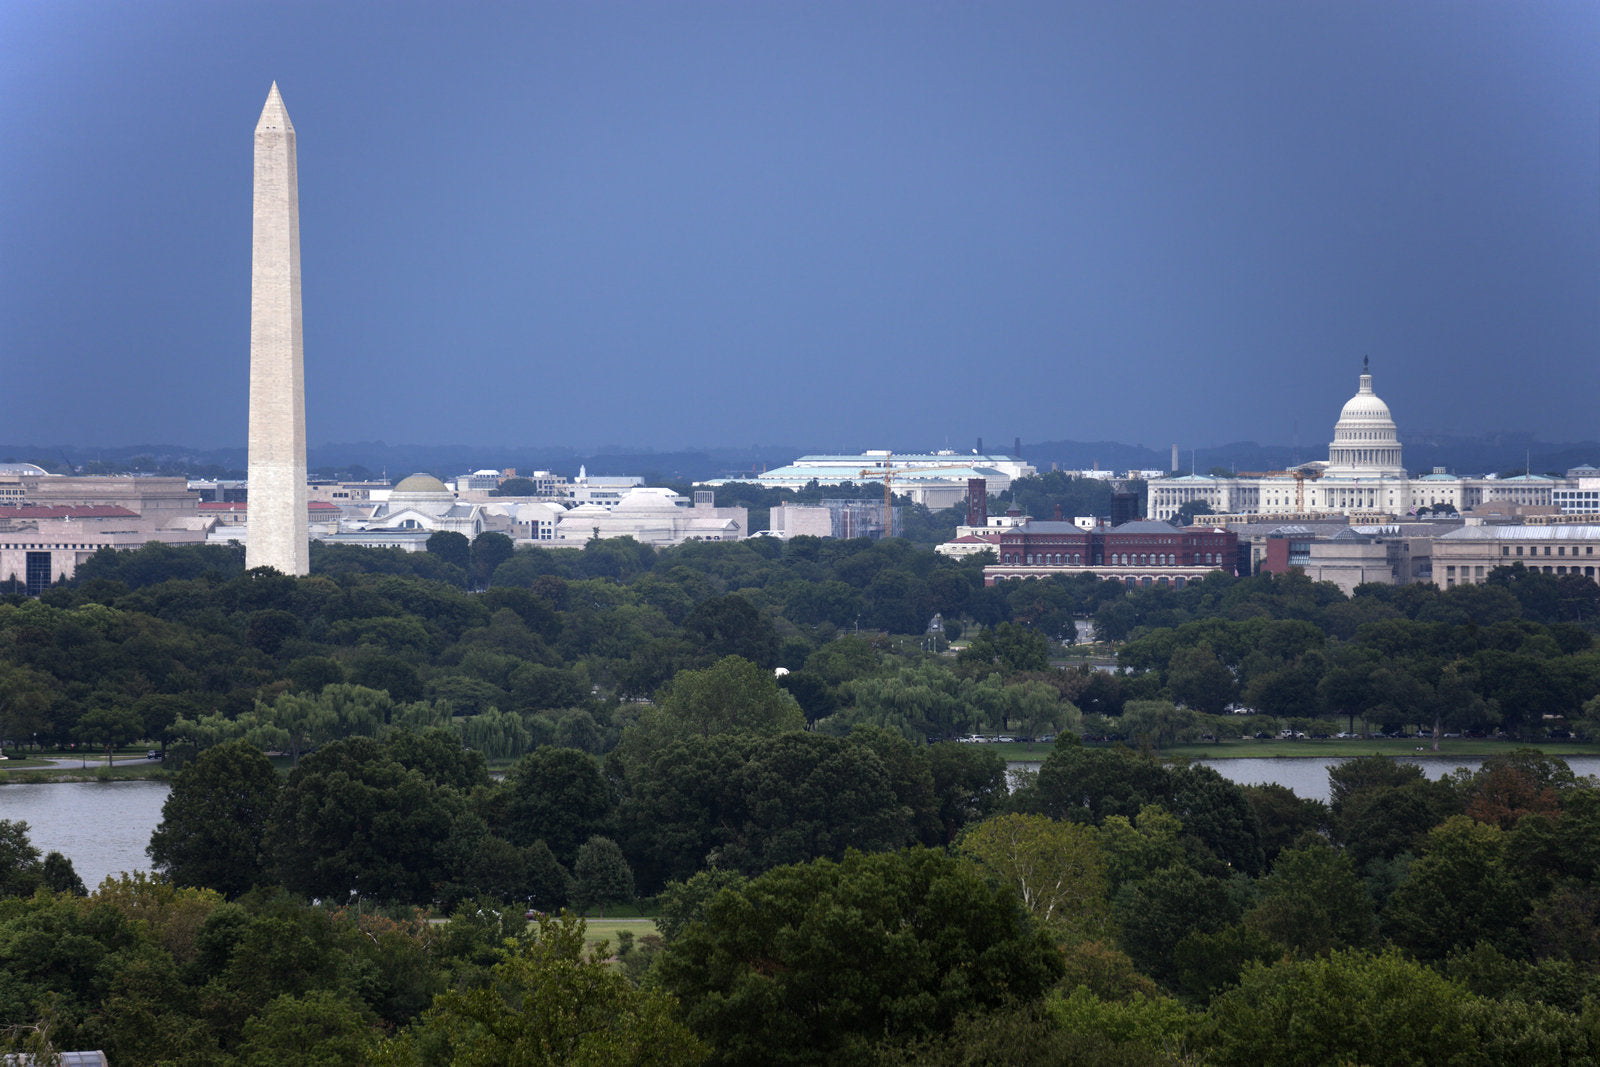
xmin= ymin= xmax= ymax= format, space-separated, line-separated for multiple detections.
xmin=983 ymin=519 xmax=1239 ymax=587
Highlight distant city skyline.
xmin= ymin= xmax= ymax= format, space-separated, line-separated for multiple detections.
xmin=3 ymin=2 xmax=1596 ymax=451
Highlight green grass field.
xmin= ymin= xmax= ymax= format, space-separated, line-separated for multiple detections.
xmin=0 ymin=749 xmax=172 ymax=782
xmin=577 ymin=917 xmax=659 ymax=957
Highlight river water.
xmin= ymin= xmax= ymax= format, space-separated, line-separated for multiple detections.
xmin=0 ymin=780 xmax=170 ymax=889
xmin=1010 ymin=754 xmax=1600 ymax=804
xmin=8 ymin=755 xmax=1600 ymax=886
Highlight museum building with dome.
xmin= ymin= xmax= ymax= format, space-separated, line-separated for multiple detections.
xmin=1147 ymin=362 xmax=1558 ymax=523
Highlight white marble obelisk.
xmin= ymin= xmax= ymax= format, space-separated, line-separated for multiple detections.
xmin=247 ymin=83 xmax=309 ymax=575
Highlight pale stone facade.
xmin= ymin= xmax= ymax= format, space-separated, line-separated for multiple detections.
xmin=1296 ymin=528 xmax=1417 ymax=595
xmin=245 ymin=83 xmax=309 ymax=575
xmin=1148 ymin=364 xmax=1568 ymax=523
xmin=360 ymin=474 xmax=486 ymax=538
xmin=1553 ymin=467 xmax=1600 ymax=516
xmin=550 ymin=488 xmax=746 ymax=547
xmin=9 ymin=475 xmax=199 ymax=519
xmin=770 ymin=504 xmax=834 ymax=539
xmin=706 ymin=451 xmax=1034 ymax=509
xmin=0 ymin=506 xmax=213 ymax=593
xmin=1432 ymin=524 xmax=1600 ymax=588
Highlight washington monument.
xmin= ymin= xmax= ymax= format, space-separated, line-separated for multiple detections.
xmin=247 ymin=83 xmax=309 ymax=575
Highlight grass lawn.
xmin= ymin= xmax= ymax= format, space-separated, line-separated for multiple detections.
xmin=0 ymin=749 xmax=171 ymax=781
xmin=577 ymin=917 xmax=659 ymax=957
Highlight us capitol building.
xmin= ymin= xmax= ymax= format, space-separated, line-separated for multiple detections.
xmin=1148 ymin=361 xmax=1564 ymax=523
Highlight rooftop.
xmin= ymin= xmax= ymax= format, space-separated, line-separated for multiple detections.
xmin=1438 ymin=525 xmax=1600 ymax=541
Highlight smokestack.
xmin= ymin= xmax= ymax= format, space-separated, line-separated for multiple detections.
xmin=976 ymin=437 xmax=983 ymax=454
xmin=1171 ymin=444 xmax=1179 ymax=473
xmin=1014 ymin=436 xmax=1021 ymax=458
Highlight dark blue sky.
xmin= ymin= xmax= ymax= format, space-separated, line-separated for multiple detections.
xmin=3 ymin=2 xmax=1595 ymax=454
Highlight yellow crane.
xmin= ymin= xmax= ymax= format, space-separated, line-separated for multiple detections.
xmin=855 ymin=453 xmax=979 ymax=538
xmin=1239 ymin=468 xmax=1320 ymax=514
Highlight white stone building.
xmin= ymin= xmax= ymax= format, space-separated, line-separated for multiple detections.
xmin=1554 ymin=466 xmax=1600 ymax=516
xmin=770 ymin=504 xmax=834 ymax=539
xmin=1432 ymin=524 xmax=1600 ymax=589
xmin=705 ymin=450 xmax=1035 ymax=509
xmin=1148 ymin=363 xmax=1576 ymax=523
xmin=1 ymin=505 xmax=214 ymax=593
xmin=358 ymin=473 xmax=487 ymax=538
xmin=549 ymin=488 xmax=746 ymax=547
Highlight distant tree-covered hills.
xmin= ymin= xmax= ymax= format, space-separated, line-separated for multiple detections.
xmin=1021 ymin=434 xmax=1600 ymax=478
xmin=2 ymin=433 xmax=1595 ymax=482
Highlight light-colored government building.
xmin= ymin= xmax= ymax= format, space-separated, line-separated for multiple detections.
xmin=1148 ymin=362 xmax=1570 ymax=523
xmin=705 ymin=450 xmax=1036 ymax=509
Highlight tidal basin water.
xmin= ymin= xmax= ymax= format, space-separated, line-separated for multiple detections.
xmin=0 ymin=779 xmax=170 ymax=889
xmin=9 ymin=755 xmax=1600 ymax=885
xmin=1009 ymin=754 xmax=1600 ymax=804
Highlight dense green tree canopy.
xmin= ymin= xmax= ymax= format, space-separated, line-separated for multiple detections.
xmin=148 ymin=740 xmax=281 ymax=897
xmin=656 ymin=847 xmax=1064 ymax=1066
xmin=380 ymin=912 xmax=706 ymax=1065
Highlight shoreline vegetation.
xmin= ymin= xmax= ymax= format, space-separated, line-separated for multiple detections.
xmin=8 ymin=737 xmax=1600 ymax=784
xmin=3 ymin=533 xmax=1599 ymax=1062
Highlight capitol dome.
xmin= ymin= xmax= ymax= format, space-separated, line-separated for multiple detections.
xmin=1326 ymin=359 xmax=1404 ymax=475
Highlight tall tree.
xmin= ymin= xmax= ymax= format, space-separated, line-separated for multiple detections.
xmin=683 ymin=594 xmax=778 ymax=668
xmin=425 ymin=530 xmax=471 ymax=572
xmin=959 ymin=813 xmax=1112 ymax=942
xmin=573 ymin=836 xmax=635 ymax=918
xmin=266 ymin=737 xmax=477 ymax=904
xmin=148 ymin=740 xmax=282 ymax=897
xmin=1383 ymin=816 xmax=1529 ymax=961
xmin=616 ymin=656 xmax=804 ymax=773
xmin=656 ymin=848 xmax=1063 ymax=1065
xmin=470 ymin=531 xmax=516 ymax=589
xmin=501 ymin=746 xmax=615 ymax=867
xmin=1245 ymin=838 xmax=1375 ymax=955
xmin=75 ymin=704 xmax=145 ymax=766
xmin=0 ymin=820 xmax=45 ymax=898
xmin=379 ymin=913 xmax=707 ymax=1066
xmin=1166 ymin=642 xmax=1234 ymax=716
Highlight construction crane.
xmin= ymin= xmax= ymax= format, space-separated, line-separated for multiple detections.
xmin=1239 ymin=468 xmax=1321 ymax=514
xmin=855 ymin=453 xmax=978 ymax=538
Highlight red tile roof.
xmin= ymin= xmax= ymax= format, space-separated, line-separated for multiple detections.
xmin=198 ymin=501 xmax=342 ymax=512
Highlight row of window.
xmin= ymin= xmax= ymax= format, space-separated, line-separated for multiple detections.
xmin=1501 ymin=544 xmax=1596 ymax=557
xmin=0 ymin=543 xmax=97 ymax=550
xmin=1449 ymin=564 xmax=1597 ymax=583
xmin=999 ymin=552 xmax=1225 ymax=567
xmin=997 ymin=574 xmax=1193 ymax=589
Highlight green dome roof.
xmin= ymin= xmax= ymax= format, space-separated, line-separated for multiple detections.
xmin=392 ymin=473 xmax=450 ymax=495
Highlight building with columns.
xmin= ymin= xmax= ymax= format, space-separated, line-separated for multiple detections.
xmin=1148 ymin=362 xmax=1570 ymax=523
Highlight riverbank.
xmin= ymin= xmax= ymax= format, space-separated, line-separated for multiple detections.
xmin=10 ymin=737 xmax=1599 ymax=783
xmin=0 ymin=751 xmax=174 ymax=784
xmin=985 ymin=737 xmax=1600 ymax=762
